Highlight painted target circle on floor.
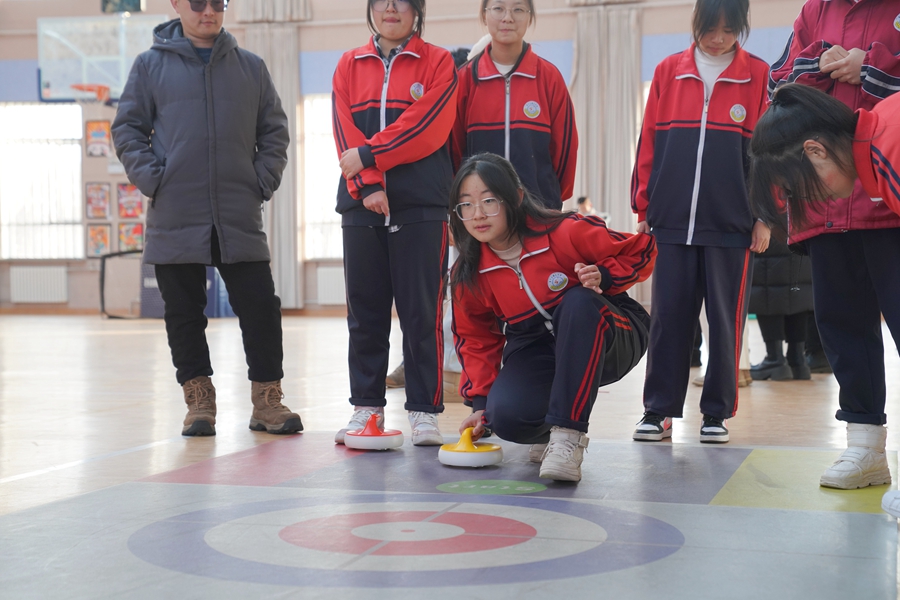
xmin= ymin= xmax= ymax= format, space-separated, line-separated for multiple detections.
xmin=128 ymin=492 xmax=684 ymax=587
xmin=280 ymin=510 xmax=537 ymax=555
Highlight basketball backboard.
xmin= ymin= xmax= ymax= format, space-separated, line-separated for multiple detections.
xmin=38 ymin=14 xmax=166 ymax=103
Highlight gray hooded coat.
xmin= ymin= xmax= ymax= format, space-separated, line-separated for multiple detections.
xmin=112 ymin=20 xmax=289 ymax=265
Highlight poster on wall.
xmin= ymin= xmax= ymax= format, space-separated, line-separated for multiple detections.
xmin=87 ymin=224 xmax=111 ymax=257
xmin=117 ymin=183 xmax=143 ymax=219
xmin=85 ymin=121 xmax=111 ymax=157
xmin=119 ymin=222 xmax=143 ymax=251
xmin=85 ymin=182 xmax=110 ymax=219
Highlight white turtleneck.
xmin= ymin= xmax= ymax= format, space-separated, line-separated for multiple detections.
xmin=694 ymin=47 xmax=736 ymax=96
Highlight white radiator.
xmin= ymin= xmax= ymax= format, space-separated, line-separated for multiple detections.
xmin=10 ymin=266 xmax=68 ymax=303
xmin=316 ymin=266 xmax=346 ymax=306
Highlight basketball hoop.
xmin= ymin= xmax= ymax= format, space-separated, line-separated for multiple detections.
xmin=71 ymin=83 xmax=111 ymax=103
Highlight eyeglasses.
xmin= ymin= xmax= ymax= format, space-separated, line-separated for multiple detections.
xmin=372 ymin=0 xmax=411 ymax=13
xmin=485 ymin=4 xmax=531 ymax=21
xmin=454 ymin=197 xmax=503 ymax=220
xmin=187 ymin=0 xmax=228 ymax=12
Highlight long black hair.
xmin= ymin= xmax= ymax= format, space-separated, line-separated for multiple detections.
xmin=367 ymin=0 xmax=425 ymax=39
xmin=692 ymin=0 xmax=750 ymax=47
xmin=449 ymin=153 xmax=567 ymax=292
xmin=749 ymin=83 xmax=858 ymax=230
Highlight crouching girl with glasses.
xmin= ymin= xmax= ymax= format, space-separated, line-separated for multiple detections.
xmin=450 ymin=153 xmax=656 ymax=482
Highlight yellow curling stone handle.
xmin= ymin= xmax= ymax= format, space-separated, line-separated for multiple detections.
xmin=440 ymin=427 xmax=502 ymax=453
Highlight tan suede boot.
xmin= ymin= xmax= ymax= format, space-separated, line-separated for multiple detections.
xmin=182 ymin=376 xmax=216 ymax=436
xmin=249 ymin=380 xmax=303 ymax=434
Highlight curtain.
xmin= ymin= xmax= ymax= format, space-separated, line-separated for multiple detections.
xmin=235 ymin=0 xmax=311 ymax=23
xmin=244 ymin=24 xmax=303 ymax=308
xmin=571 ymin=5 xmax=642 ymax=234
xmin=570 ymin=5 xmax=647 ymax=302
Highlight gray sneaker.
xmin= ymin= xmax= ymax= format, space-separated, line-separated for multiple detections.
xmin=335 ymin=407 xmax=384 ymax=444
xmin=408 ymin=411 xmax=443 ymax=446
xmin=539 ymin=426 xmax=589 ymax=482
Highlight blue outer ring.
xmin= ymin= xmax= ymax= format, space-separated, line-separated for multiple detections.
xmin=128 ymin=492 xmax=684 ymax=588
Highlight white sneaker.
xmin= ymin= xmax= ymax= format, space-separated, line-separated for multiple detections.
xmin=408 ymin=411 xmax=443 ymax=446
xmin=334 ymin=407 xmax=384 ymax=444
xmin=882 ymin=490 xmax=900 ymax=518
xmin=820 ymin=424 xmax=891 ymax=489
xmin=529 ymin=443 xmax=548 ymax=463
xmin=539 ymin=426 xmax=589 ymax=482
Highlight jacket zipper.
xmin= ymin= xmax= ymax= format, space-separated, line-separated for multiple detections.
xmin=686 ymin=91 xmax=711 ymax=246
xmin=504 ymin=77 xmax=511 ymax=160
xmin=204 ymin=61 xmax=224 ymax=259
xmin=379 ymin=56 xmax=396 ymax=226
xmin=490 ymin=254 xmax=555 ymax=331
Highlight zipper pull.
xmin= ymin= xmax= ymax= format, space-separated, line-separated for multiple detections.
xmin=517 ymin=272 xmax=523 ymax=290
xmin=506 ymin=78 xmax=511 ymax=94
xmin=704 ymin=96 xmax=709 ymax=114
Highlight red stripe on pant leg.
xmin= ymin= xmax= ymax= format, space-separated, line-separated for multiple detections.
xmin=732 ymin=249 xmax=751 ymax=417
xmin=572 ymin=322 xmax=608 ymax=423
xmin=432 ymin=222 xmax=448 ymax=407
xmin=571 ymin=307 xmax=611 ymax=422
xmin=571 ymin=322 xmax=603 ymax=422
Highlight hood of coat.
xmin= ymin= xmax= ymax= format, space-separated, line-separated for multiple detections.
xmin=151 ymin=19 xmax=238 ymax=62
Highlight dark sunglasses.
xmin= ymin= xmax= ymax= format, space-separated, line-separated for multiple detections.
xmin=188 ymin=0 xmax=228 ymax=12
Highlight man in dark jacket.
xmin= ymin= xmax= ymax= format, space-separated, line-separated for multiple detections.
xmin=112 ymin=0 xmax=302 ymax=436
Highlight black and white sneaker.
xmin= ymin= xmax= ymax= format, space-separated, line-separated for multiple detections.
xmin=700 ymin=415 xmax=729 ymax=443
xmin=633 ymin=412 xmax=673 ymax=441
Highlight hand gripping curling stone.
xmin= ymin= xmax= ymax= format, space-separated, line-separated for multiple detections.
xmin=438 ymin=427 xmax=503 ymax=467
xmin=344 ymin=413 xmax=404 ymax=450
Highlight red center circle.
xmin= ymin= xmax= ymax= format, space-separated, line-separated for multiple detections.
xmin=280 ymin=511 xmax=537 ymax=556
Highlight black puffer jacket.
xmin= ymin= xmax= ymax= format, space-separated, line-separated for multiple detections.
xmin=749 ymin=238 xmax=813 ymax=316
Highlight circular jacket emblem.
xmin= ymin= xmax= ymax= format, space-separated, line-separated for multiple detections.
xmin=547 ymin=272 xmax=568 ymax=292
xmin=730 ymin=104 xmax=747 ymax=123
xmin=410 ymin=83 xmax=424 ymax=101
xmin=895 ymin=14 xmax=900 ymax=32
xmin=523 ymin=101 xmax=541 ymax=119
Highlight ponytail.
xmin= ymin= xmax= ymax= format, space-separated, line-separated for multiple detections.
xmin=749 ymin=83 xmax=857 ymax=231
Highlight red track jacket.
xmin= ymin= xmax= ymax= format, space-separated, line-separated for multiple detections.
xmin=451 ymin=43 xmax=577 ymax=210
xmin=854 ymin=90 xmax=900 ymax=218
xmin=768 ymin=0 xmax=900 ymax=242
xmin=631 ymin=44 xmax=770 ymax=247
xmin=332 ymin=34 xmax=458 ymax=226
xmin=451 ymin=214 xmax=656 ymax=406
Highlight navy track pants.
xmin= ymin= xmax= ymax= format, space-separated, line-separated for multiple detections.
xmin=642 ymin=243 xmax=752 ymax=420
xmin=807 ymin=228 xmax=900 ymax=425
xmin=485 ymin=288 xmax=649 ymax=444
xmin=343 ymin=221 xmax=448 ymax=413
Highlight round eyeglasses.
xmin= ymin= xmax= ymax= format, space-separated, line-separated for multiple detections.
xmin=372 ymin=0 xmax=411 ymax=13
xmin=454 ymin=198 xmax=504 ymax=220
xmin=485 ymin=4 xmax=531 ymax=21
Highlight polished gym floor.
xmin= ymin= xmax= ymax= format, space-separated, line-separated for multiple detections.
xmin=1 ymin=314 xmax=898 ymax=599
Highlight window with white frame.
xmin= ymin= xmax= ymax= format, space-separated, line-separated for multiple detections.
xmin=0 ymin=103 xmax=84 ymax=259
xmin=300 ymin=94 xmax=343 ymax=260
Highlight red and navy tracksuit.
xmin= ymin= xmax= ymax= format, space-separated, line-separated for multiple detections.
xmin=452 ymin=215 xmax=656 ymax=443
xmin=769 ymin=0 xmax=900 ymax=425
xmin=632 ymin=44 xmax=770 ymax=420
xmin=332 ymin=34 xmax=457 ymax=413
xmin=451 ymin=43 xmax=578 ymax=210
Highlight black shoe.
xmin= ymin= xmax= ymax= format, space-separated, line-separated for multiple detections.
xmin=700 ymin=415 xmax=729 ymax=443
xmin=806 ymin=351 xmax=832 ymax=374
xmin=750 ymin=357 xmax=793 ymax=381
xmin=690 ymin=350 xmax=702 ymax=368
xmin=790 ymin=363 xmax=811 ymax=380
